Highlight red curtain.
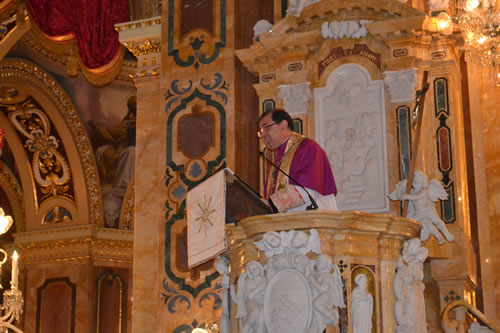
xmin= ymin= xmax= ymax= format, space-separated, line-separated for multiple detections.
xmin=27 ymin=0 xmax=129 ymax=70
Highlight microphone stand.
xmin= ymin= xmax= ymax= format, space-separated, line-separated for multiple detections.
xmin=259 ymin=151 xmax=318 ymax=211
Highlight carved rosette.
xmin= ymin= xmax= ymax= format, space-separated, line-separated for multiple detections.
xmin=279 ymin=82 xmax=311 ymax=116
xmin=383 ymin=69 xmax=418 ymax=104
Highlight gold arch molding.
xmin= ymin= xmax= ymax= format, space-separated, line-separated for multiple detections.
xmin=0 ymin=160 xmax=25 ymax=232
xmin=0 ymin=58 xmax=103 ymax=229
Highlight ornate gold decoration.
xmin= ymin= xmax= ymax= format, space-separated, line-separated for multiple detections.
xmin=122 ymin=38 xmax=160 ymax=57
xmin=119 ymin=177 xmax=134 ymax=230
xmin=0 ymin=0 xmax=18 ymax=24
xmin=0 ymin=59 xmax=103 ymax=225
xmin=0 ymin=86 xmax=18 ymax=100
xmin=15 ymin=225 xmax=133 ymax=265
xmin=0 ymin=161 xmax=25 ymax=232
xmin=114 ymin=17 xmax=161 ymax=32
xmin=7 ymin=99 xmax=72 ymax=200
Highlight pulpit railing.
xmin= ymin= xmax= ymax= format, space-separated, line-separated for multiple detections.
xmin=441 ymin=300 xmax=499 ymax=333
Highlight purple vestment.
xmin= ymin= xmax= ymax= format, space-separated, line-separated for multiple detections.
xmin=265 ymin=137 xmax=337 ymax=198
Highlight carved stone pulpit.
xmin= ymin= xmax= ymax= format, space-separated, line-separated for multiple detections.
xmin=223 ymin=210 xmax=420 ymax=333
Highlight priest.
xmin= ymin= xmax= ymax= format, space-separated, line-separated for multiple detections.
xmin=258 ymin=108 xmax=338 ymax=212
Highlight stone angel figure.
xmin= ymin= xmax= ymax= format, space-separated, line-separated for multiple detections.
xmin=309 ymin=254 xmax=346 ymax=333
xmin=230 ymin=261 xmax=267 ymax=333
xmin=214 ymin=256 xmax=231 ymax=333
xmin=389 ymin=171 xmax=454 ymax=244
xmin=394 ymin=238 xmax=428 ymax=333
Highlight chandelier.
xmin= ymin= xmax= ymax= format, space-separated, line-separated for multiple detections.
xmin=0 ymin=209 xmax=23 ymax=333
xmin=455 ymin=0 xmax=500 ymax=85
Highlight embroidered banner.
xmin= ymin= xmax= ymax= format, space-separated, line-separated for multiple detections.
xmin=186 ymin=169 xmax=226 ymax=268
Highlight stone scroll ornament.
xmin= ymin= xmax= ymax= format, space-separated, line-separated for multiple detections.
xmin=394 ymin=238 xmax=428 ymax=333
xmin=389 ymin=171 xmax=455 ymax=244
xmin=229 ymin=229 xmax=346 ymax=333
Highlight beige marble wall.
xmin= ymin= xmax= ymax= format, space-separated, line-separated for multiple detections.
xmin=470 ymin=63 xmax=500 ymax=324
xmin=130 ymin=76 xmax=162 ymax=332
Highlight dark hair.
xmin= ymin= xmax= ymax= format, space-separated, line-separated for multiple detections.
xmin=259 ymin=108 xmax=293 ymax=130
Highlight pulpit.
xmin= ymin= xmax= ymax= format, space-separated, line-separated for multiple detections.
xmin=222 ymin=211 xmax=420 ymax=333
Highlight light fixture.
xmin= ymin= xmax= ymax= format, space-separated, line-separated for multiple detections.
xmin=0 ymin=209 xmax=23 ymax=333
xmin=423 ymin=11 xmax=454 ymax=35
xmin=455 ymin=0 xmax=500 ymax=86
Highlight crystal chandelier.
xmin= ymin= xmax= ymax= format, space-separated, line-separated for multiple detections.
xmin=455 ymin=0 xmax=500 ymax=85
xmin=0 ymin=209 xmax=23 ymax=333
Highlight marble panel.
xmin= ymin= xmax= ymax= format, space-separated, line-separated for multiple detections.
xmin=315 ymin=63 xmax=389 ymax=212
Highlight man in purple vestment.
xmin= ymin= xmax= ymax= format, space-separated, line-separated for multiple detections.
xmin=258 ymin=109 xmax=338 ymax=213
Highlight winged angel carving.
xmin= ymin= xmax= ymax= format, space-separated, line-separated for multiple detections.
xmin=389 ymin=171 xmax=454 ymax=244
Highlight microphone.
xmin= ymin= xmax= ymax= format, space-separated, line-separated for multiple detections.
xmin=259 ymin=151 xmax=318 ymax=211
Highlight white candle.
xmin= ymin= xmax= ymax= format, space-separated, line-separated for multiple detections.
xmin=11 ymin=251 xmax=18 ymax=290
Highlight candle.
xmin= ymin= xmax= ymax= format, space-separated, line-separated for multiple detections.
xmin=11 ymin=251 xmax=18 ymax=290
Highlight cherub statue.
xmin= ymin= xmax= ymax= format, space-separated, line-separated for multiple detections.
xmin=309 ymin=254 xmax=345 ymax=333
xmin=394 ymin=238 xmax=428 ymax=333
xmin=230 ymin=261 xmax=267 ymax=333
xmin=389 ymin=171 xmax=454 ymax=244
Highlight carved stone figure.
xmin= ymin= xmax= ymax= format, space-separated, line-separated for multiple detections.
xmin=230 ymin=261 xmax=267 ymax=333
xmin=279 ymin=82 xmax=311 ymax=116
xmin=383 ymin=69 xmax=418 ymax=103
xmin=394 ymin=238 xmax=428 ymax=333
xmin=389 ymin=171 xmax=455 ymax=244
xmin=287 ymin=0 xmax=321 ymax=17
xmin=468 ymin=322 xmax=494 ymax=333
xmin=320 ymin=20 xmax=372 ymax=39
xmin=253 ymin=19 xmax=272 ymax=37
xmin=215 ymin=256 xmax=230 ymax=333
xmin=254 ymin=229 xmax=321 ymax=258
xmin=309 ymin=254 xmax=346 ymax=332
xmin=352 ymin=273 xmax=373 ymax=333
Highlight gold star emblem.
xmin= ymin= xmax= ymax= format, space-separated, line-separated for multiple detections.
xmin=195 ymin=195 xmax=216 ymax=234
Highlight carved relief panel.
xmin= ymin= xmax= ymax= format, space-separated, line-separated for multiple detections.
xmin=315 ymin=64 xmax=389 ymax=212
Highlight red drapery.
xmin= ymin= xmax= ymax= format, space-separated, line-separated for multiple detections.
xmin=27 ymin=0 xmax=129 ymax=70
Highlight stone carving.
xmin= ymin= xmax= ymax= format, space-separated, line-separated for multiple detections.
xmin=428 ymin=0 xmax=449 ymax=10
xmin=468 ymin=322 xmax=494 ymax=333
xmin=394 ymin=238 xmax=428 ymax=333
xmin=215 ymin=256 xmax=230 ymax=333
xmin=230 ymin=261 xmax=268 ymax=333
xmin=254 ymin=229 xmax=321 ymax=258
xmin=352 ymin=274 xmax=373 ymax=333
xmin=253 ymin=19 xmax=272 ymax=37
xmin=315 ymin=64 xmax=389 ymax=212
xmin=389 ymin=171 xmax=455 ymax=244
xmin=287 ymin=0 xmax=321 ymax=17
xmin=383 ymin=69 xmax=418 ymax=104
xmin=231 ymin=229 xmax=345 ymax=333
xmin=279 ymin=82 xmax=311 ymax=116
xmin=309 ymin=255 xmax=345 ymax=332
xmin=320 ymin=20 xmax=372 ymax=40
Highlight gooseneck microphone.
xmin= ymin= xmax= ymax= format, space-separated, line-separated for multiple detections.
xmin=259 ymin=151 xmax=318 ymax=211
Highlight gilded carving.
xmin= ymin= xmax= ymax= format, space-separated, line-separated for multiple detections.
xmin=7 ymin=99 xmax=73 ymax=202
xmin=122 ymin=38 xmax=160 ymax=57
xmin=0 ymin=59 xmax=103 ymax=225
xmin=0 ymin=160 xmax=25 ymax=231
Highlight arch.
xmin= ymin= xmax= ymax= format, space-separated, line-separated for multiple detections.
xmin=0 ymin=58 xmax=103 ymax=229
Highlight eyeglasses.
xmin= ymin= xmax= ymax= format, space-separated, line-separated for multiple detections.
xmin=257 ymin=122 xmax=278 ymax=137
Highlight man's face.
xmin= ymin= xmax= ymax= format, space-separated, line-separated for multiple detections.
xmin=258 ymin=114 xmax=288 ymax=150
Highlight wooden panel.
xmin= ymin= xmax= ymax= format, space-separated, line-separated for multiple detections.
xmin=234 ymin=0 xmax=274 ymax=192
xmin=36 ymin=277 xmax=75 ymax=333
